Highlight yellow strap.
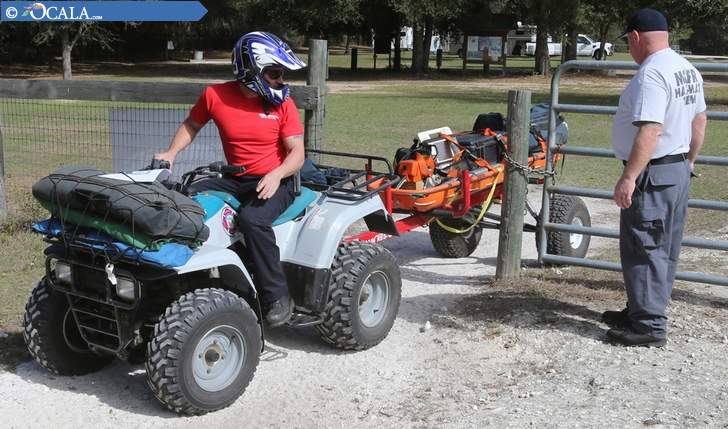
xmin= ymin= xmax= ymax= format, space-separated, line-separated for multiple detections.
xmin=434 ymin=169 xmax=502 ymax=234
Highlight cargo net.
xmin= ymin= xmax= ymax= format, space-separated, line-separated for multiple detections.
xmin=31 ymin=166 xmax=209 ymax=267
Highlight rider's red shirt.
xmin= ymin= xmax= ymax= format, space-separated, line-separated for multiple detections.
xmin=189 ymin=81 xmax=303 ymax=176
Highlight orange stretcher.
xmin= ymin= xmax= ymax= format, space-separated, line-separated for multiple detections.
xmin=369 ymin=128 xmax=560 ymax=217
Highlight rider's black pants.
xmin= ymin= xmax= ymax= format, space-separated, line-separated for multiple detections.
xmin=189 ymin=175 xmax=294 ymax=305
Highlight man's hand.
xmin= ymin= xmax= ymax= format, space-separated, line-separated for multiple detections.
xmin=614 ymin=174 xmax=636 ymax=209
xmin=257 ymin=170 xmax=284 ymax=199
xmin=154 ymin=151 xmax=176 ymax=170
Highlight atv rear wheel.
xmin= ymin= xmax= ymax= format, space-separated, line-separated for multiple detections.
xmin=146 ymin=288 xmax=261 ymax=415
xmin=429 ymin=214 xmax=484 ymax=258
xmin=316 ymin=242 xmax=402 ymax=350
xmin=537 ymin=194 xmax=591 ymax=259
xmin=23 ymin=278 xmax=114 ymax=375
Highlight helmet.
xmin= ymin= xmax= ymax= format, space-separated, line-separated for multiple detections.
xmin=232 ymin=32 xmax=306 ymax=106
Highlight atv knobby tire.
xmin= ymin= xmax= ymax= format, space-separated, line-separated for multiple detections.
xmin=429 ymin=216 xmax=484 ymax=258
xmin=23 ymin=278 xmax=113 ymax=375
xmin=316 ymin=242 xmax=402 ymax=350
xmin=538 ymin=194 xmax=591 ymax=259
xmin=146 ymin=288 xmax=261 ymax=415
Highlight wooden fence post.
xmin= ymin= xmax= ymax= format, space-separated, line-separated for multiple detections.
xmin=305 ymin=39 xmax=327 ymax=163
xmin=0 ymin=112 xmax=6 ymax=219
xmin=496 ymin=89 xmax=531 ymax=279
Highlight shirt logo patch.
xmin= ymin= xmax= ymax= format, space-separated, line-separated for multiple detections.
xmin=258 ymin=113 xmax=280 ymax=120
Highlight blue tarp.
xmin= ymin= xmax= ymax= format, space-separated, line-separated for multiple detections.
xmin=32 ymin=219 xmax=193 ymax=268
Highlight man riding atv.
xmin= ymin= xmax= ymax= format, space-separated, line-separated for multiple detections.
xmin=155 ymin=31 xmax=306 ymax=327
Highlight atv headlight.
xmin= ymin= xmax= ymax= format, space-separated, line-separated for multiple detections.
xmin=115 ymin=276 xmax=137 ymax=302
xmin=53 ymin=261 xmax=72 ymax=285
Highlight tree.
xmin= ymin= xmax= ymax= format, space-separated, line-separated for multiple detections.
xmin=32 ymin=22 xmax=117 ymax=80
xmin=506 ymin=0 xmax=576 ymax=75
xmin=391 ymin=0 xmax=471 ymax=73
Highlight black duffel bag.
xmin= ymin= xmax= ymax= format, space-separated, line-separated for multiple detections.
xmin=32 ymin=166 xmax=209 ymax=244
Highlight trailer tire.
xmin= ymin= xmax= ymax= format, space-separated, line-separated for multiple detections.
xmin=429 ymin=216 xmax=483 ymax=258
xmin=317 ymin=242 xmax=401 ymax=350
xmin=537 ymin=195 xmax=591 ymax=260
xmin=23 ymin=278 xmax=113 ymax=376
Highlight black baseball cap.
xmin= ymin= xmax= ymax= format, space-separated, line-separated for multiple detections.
xmin=619 ymin=8 xmax=668 ymax=39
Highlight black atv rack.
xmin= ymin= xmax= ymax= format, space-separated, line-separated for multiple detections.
xmin=304 ymin=149 xmax=401 ymax=201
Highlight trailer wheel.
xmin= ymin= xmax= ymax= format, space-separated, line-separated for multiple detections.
xmin=146 ymin=288 xmax=261 ymax=415
xmin=537 ymin=194 xmax=591 ymax=259
xmin=429 ymin=214 xmax=483 ymax=258
xmin=317 ymin=242 xmax=401 ymax=350
xmin=23 ymin=278 xmax=114 ymax=376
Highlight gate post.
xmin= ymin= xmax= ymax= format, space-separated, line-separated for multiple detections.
xmin=496 ymin=89 xmax=531 ymax=279
xmin=305 ymin=39 xmax=328 ymax=163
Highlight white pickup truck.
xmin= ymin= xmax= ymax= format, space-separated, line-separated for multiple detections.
xmin=526 ymin=34 xmax=613 ymax=59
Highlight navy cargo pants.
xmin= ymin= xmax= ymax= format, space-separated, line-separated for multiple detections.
xmin=620 ymin=159 xmax=691 ymax=338
xmin=189 ymin=175 xmax=294 ymax=305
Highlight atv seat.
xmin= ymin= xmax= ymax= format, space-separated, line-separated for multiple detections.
xmin=197 ymin=187 xmax=318 ymax=226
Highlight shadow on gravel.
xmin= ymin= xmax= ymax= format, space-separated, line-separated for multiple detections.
xmin=400 ymin=291 xmax=606 ymax=341
xmin=12 ymin=359 xmax=178 ymax=418
xmin=545 ymin=274 xmax=728 ymax=312
xmin=263 ymin=325 xmax=349 ymax=356
xmin=0 ymin=331 xmax=30 ymax=371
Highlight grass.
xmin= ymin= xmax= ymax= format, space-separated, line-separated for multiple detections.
xmin=2 ymin=63 xmax=728 ymax=341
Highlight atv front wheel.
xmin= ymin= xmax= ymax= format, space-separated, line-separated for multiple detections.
xmin=317 ymin=242 xmax=402 ymax=350
xmin=146 ymin=288 xmax=261 ymax=415
xmin=23 ymin=278 xmax=114 ymax=375
xmin=537 ymin=194 xmax=591 ymax=259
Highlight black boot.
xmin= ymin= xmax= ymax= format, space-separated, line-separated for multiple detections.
xmin=601 ymin=307 xmax=629 ymax=329
xmin=265 ymin=295 xmax=294 ymax=327
xmin=606 ymin=328 xmax=667 ymax=348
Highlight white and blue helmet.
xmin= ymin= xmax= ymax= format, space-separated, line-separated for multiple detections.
xmin=232 ymin=32 xmax=306 ymax=106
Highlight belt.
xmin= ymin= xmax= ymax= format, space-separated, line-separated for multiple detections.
xmin=622 ymin=153 xmax=687 ymax=166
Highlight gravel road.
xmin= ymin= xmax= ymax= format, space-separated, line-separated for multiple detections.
xmin=1 ymin=195 xmax=727 ymax=428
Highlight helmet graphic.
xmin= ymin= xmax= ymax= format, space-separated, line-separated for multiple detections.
xmin=231 ymin=32 xmax=306 ymax=106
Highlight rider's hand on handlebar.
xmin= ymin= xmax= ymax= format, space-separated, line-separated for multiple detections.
xmin=154 ymin=151 xmax=176 ymax=170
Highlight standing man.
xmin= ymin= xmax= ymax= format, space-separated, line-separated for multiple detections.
xmin=155 ymin=32 xmax=306 ymax=327
xmin=604 ymin=8 xmax=707 ymax=347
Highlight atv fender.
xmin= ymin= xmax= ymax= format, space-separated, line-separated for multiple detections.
xmin=277 ymin=196 xmax=397 ymax=270
xmin=175 ymin=245 xmax=256 ymax=296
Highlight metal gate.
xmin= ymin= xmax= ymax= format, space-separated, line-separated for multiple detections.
xmin=538 ymin=60 xmax=728 ymax=286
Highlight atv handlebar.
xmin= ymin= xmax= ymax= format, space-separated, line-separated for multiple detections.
xmin=179 ymin=162 xmax=246 ymax=194
xmin=208 ymin=161 xmax=246 ymax=175
xmin=148 ymin=158 xmax=171 ymax=170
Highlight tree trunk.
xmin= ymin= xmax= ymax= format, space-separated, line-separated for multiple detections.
xmin=421 ymin=18 xmax=433 ymax=73
xmin=598 ymin=23 xmax=610 ymax=61
xmin=534 ymin=25 xmax=550 ymax=76
xmin=565 ymin=25 xmax=577 ymax=61
xmin=344 ymin=34 xmax=350 ymax=54
xmin=411 ymin=23 xmax=423 ymax=73
xmin=61 ymin=29 xmax=72 ymax=80
xmin=394 ymin=28 xmax=402 ymax=71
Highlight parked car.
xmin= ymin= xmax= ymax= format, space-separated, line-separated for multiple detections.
xmin=525 ymin=34 xmax=613 ymax=59
xmin=525 ymin=36 xmax=562 ymax=57
xmin=576 ymin=34 xmax=613 ymax=59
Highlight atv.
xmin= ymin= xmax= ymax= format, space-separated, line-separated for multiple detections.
xmin=23 ymin=156 xmax=402 ymax=415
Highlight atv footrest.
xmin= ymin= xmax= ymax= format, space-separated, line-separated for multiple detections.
xmin=286 ymin=310 xmax=323 ymax=327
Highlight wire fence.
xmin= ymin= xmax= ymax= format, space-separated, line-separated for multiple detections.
xmin=0 ymin=79 xmax=321 ymax=218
